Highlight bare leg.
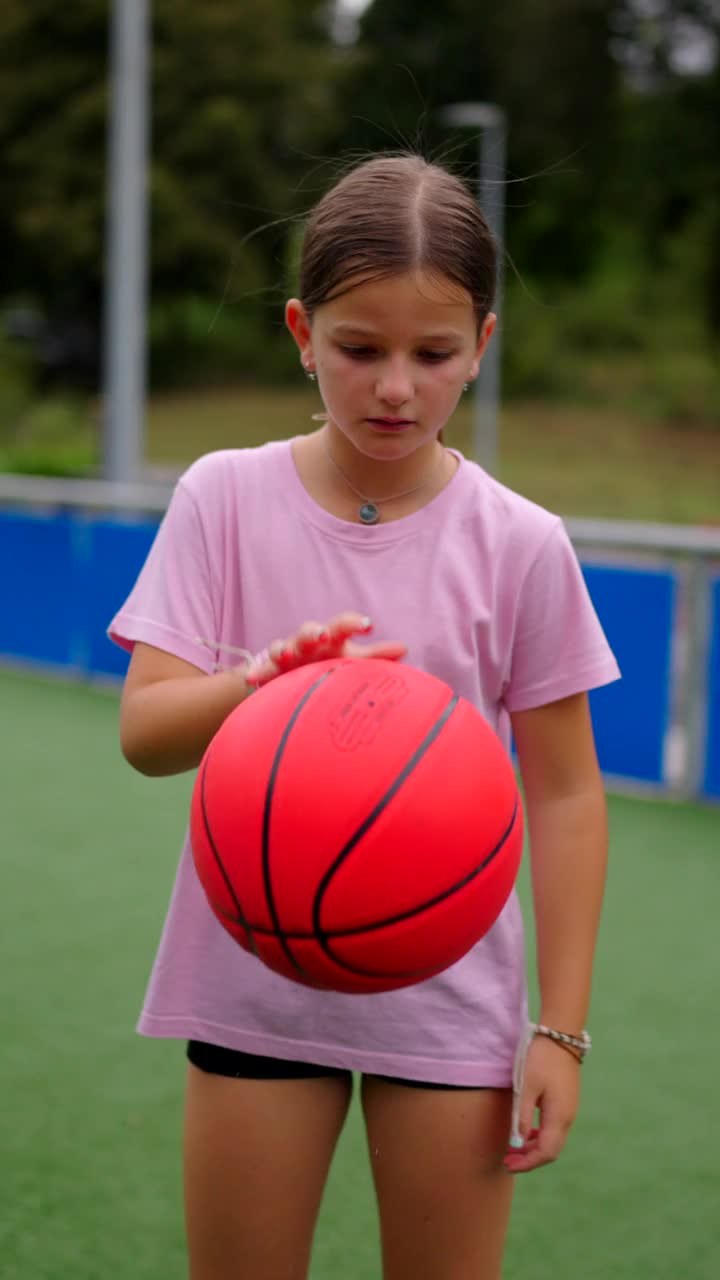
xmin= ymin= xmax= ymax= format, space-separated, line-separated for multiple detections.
xmin=184 ymin=1063 xmax=353 ymax=1280
xmin=361 ymin=1078 xmax=514 ymax=1280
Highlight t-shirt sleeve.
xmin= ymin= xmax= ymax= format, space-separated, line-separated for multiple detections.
xmin=107 ymin=476 xmax=219 ymax=674
xmin=503 ymin=520 xmax=621 ymax=712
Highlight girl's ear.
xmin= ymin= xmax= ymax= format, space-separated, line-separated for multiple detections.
xmin=468 ymin=312 xmax=496 ymax=380
xmin=286 ymin=299 xmax=313 ymax=363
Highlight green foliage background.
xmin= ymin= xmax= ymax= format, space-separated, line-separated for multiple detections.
xmin=0 ymin=0 xmax=718 ymax=472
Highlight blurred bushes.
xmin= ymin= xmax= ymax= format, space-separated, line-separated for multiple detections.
xmin=504 ymin=225 xmax=720 ymax=424
xmin=148 ymin=297 xmax=299 ymax=388
xmin=0 ymin=329 xmax=95 ymax=476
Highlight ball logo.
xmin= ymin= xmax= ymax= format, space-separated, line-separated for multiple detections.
xmin=328 ymin=670 xmax=409 ymax=751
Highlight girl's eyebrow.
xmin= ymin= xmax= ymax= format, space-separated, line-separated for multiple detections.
xmin=330 ymin=323 xmax=464 ymax=343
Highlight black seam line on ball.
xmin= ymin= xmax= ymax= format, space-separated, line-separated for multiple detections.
xmin=311 ymin=693 xmax=460 ymax=949
xmin=263 ymin=668 xmax=337 ymax=977
xmin=318 ymin=797 xmax=520 ymax=978
xmin=326 ymin=794 xmax=520 ymax=939
xmin=214 ymin=793 xmax=518 ymax=955
xmin=200 ymin=751 xmax=259 ymax=959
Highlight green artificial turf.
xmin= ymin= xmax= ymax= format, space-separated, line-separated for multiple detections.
xmin=1 ymin=669 xmax=718 ymax=1278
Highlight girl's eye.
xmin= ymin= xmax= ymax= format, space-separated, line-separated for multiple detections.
xmin=340 ymin=345 xmax=377 ymax=359
xmin=340 ymin=346 xmax=454 ymax=363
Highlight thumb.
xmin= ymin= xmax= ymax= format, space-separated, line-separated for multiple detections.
xmin=346 ymin=640 xmax=408 ymax=662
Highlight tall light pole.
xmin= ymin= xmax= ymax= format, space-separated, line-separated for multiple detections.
xmin=102 ymin=0 xmax=150 ymax=485
xmin=439 ymin=102 xmax=507 ymax=475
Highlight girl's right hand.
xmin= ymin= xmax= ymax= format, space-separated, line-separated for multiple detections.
xmin=245 ymin=613 xmax=408 ymax=688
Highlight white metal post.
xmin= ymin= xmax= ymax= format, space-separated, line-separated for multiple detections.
xmin=102 ymin=0 xmax=150 ymax=484
xmin=439 ymin=103 xmax=507 ymax=474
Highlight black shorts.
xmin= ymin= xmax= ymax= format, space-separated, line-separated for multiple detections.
xmin=187 ymin=1040 xmax=483 ymax=1090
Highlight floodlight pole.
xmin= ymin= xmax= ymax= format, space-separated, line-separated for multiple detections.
xmin=102 ymin=0 xmax=150 ymax=484
xmin=439 ymin=103 xmax=507 ymax=475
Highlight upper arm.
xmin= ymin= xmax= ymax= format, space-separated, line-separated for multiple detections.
xmin=121 ymin=641 xmax=206 ymax=703
xmin=119 ymin=642 xmax=207 ymax=760
xmin=510 ymin=693 xmax=602 ymax=805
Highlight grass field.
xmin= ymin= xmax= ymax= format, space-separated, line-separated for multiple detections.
xmin=143 ymin=386 xmax=720 ymax=525
xmin=2 ymin=668 xmax=719 ymax=1279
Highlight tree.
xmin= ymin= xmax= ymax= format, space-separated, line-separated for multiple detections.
xmin=336 ymin=0 xmax=621 ymax=279
xmin=609 ymin=1 xmax=720 ymax=331
xmin=0 ymin=1 xmax=345 ymax=324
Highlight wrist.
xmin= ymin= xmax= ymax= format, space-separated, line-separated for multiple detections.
xmin=531 ymin=1022 xmax=592 ymax=1062
xmin=538 ymin=1008 xmax=587 ymax=1039
xmin=536 ymin=1036 xmax=583 ymax=1065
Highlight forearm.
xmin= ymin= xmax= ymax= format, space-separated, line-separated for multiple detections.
xmin=120 ymin=670 xmax=252 ymax=777
xmin=527 ymin=781 xmax=608 ymax=1034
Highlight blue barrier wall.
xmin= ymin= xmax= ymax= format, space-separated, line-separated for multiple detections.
xmin=1 ymin=509 xmax=717 ymax=797
xmin=0 ymin=510 xmax=158 ymax=676
xmin=80 ymin=519 xmax=159 ymax=676
xmin=704 ymin=578 xmax=720 ymax=799
xmin=583 ymin=564 xmax=675 ymax=785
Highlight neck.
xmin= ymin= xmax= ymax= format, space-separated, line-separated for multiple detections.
xmin=321 ymin=424 xmax=444 ymax=500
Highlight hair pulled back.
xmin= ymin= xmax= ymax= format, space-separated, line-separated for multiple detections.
xmin=299 ymin=155 xmax=497 ymax=328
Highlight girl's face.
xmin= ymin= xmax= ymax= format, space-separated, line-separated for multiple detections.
xmin=286 ymin=270 xmax=495 ymax=460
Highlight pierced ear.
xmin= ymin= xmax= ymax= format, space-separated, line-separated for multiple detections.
xmin=479 ymin=312 xmax=496 ymax=354
xmin=285 ymin=298 xmax=312 ymax=354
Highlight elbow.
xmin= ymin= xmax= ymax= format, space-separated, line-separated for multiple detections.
xmin=120 ymin=723 xmax=192 ymax=777
xmin=119 ymin=710 xmax=172 ymax=777
xmin=120 ymin=727 xmax=163 ymax=776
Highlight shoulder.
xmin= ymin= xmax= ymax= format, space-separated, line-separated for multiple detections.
xmin=177 ymin=439 xmax=292 ymax=506
xmin=454 ymin=455 xmax=565 ymax=566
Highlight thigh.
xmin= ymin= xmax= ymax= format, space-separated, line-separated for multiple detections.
xmin=184 ymin=1062 xmax=353 ymax=1280
xmin=361 ymin=1077 xmax=514 ymax=1280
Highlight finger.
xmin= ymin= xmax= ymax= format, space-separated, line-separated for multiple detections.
xmin=504 ymin=1116 xmax=570 ymax=1174
xmin=325 ymin=613 xmax=374 ymax=645
xmin=295 ymin=622 xmax=330 ymax=656
xmin=269 ymin=638 xmax=297 ymax=671
xmin=507 ymin=1126 xmax=540 ymax=1153
xmin=503 ymin=1128 xmax=551 ymax=1174
xmin=504 ymin=1148 xmax=553 ymax=1174
xmin=504 ymin=1125 xmax=540 ymax=1159
xmin=345 ymin=640 xmax=408 ymax=662
xmin=245 ymin=642 xmax=285 ymax=686
xmin=533 ymin=1115 xmax=570 ymax=1167
xmin=245 ymin=657 xmax=277 ymax=687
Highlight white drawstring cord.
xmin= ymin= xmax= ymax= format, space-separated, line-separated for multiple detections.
xmin=511 ymin=1021 xmax=536 ymax=1146
xmin=195 ymin=636 xmax=260 ymax=674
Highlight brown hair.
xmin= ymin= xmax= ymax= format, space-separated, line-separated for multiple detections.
xmin=299 ymin=154 xmax=497 ymax=328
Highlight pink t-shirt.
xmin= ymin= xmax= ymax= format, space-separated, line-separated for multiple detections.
xmin=109 ymin=440 xmax=620 ymax=1086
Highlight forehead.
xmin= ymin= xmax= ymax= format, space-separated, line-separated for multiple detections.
xmin=318 ymin=269 xmax=475 ymax=339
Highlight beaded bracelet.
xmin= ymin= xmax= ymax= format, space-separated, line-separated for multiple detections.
xmin=531 ymin=1023 xmax=592 ymax=1061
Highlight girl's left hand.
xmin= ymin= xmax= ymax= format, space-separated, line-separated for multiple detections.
xmin=503 ymin=1035 xmax=582 ymax=1174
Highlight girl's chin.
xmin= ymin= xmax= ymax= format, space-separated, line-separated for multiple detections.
xmin=331 ymin=423 xmax=436 ymax=454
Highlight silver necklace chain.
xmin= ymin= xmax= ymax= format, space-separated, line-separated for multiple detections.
xmin=321 ymin=432 xmax=448 ymax=525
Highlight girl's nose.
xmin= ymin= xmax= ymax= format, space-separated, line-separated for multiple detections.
xmin=375 ymin=359 xmax=413 ymax=406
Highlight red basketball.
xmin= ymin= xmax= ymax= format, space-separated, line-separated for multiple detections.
xmin=190 ymin=658 xmax=523 ymax=994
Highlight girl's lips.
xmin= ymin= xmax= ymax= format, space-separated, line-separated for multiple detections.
xmin=367 ymin=418 xmax=415 ymax=429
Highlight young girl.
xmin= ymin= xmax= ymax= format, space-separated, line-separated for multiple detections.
xmin=110 ymin=154 xmax=620 ymax=1280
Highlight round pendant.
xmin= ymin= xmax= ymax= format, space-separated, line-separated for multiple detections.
xmin=359 ymin=502 xmax=380 ymax=525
